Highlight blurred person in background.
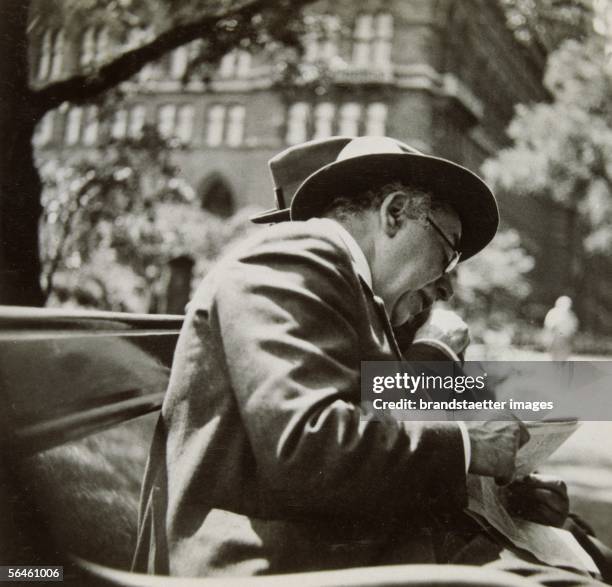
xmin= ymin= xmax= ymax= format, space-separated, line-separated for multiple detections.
xmin=544 ymin=295 xmax=579 ymax=360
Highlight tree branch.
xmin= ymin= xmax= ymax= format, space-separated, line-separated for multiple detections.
xmin=31 ymin=0 xmax=314 ymax=115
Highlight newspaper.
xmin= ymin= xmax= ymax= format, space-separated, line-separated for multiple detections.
xmin=466 ymin=419 xmax=599 ymax=574
xmin=515 ymin=419 xmax=581 ymax=478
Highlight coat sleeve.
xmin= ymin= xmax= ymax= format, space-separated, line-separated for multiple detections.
xmin=213 ymin=232 xmax=467 ymax=519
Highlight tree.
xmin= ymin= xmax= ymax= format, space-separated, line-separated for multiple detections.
xmin=36 ymin=89 xmax=262 ymax=311
xmin=453 ymin=228 xmax=535 ymax=341
xmin=0 ymin=0 xmax=315 ymax=306
xmin=500 ymin=0 xmax=593 ymax=50
xmin=483 ymin=33 xmax=612 ymax=327
xmin=484 ymin=35 xmax=612 ymax=250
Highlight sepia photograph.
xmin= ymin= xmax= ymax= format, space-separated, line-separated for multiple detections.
xmin=1 ymin=0 xmax=612 ymax=585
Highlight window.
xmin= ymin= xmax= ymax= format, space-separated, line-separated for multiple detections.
xmin=366 ymin=103 xmax=387 ymax=136
xmin=219 ymin=52 xmax=237 ymax=78
xmin=352 ymin=12 xmax=393 ymax=69
xmin=96 ymin=27 xmax=110 ymax=61
xmin=80 ymin=27 xmax=96 ymax=67
xmin=170 ymin=46 xmax=189 ymax=80
xmin=218 ymin=50 xmax=251 ymax=78
xmin=112 ymin=109 xmax=128 ymax=139
xmin=50 ymin=29 xmax=65 ymax=79
xmin=373 ymin=13 xmax=393 ymax=68
xmin=352 ymin=14 xmax=373 ymax=67
xmin=38 ymin=28 xmax=65 ymax=80
xmin=235 ymin=51 xmax=252 ymax=78
xmin=204 ymin=104 xmax=246 ymax=147
xmin=80 ymin=27 xmax=108 ymax=68
xmin=338 ymin=103 xmax=361 ymax=136
xmin=82 ymin=106 xmax=99 ymax=145
xmin=226 ymin=105 xmax=245 ymax=146
xmin=129 ymin=105 xmax=147 ymax=138
xmin=65 ymin=107 xmax=83 ymax=145
xmin=138 ymin=63 xmax=154 ymax=83
xmin=33 ymin=112 xmax=55 ymax=146
xmin=158 ymin=104 xmax=177 ymax=139
xmin=176 ymin=104 xmax=195 ymax=143
xmin=37 ymin=29 xmax=53 ymax=80
xmin=286 ymin=102 xmax=310 ymax=145
xmin=304 ymin=15 xmax=340 ymax=63
xmin=313 ymin=103 xmax=335 ymax=139
xmin=206 ymin=105 xmax=226 ymax=146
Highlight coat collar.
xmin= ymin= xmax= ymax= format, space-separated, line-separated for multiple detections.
xmin=318 ymin=219 xmax=402 ymax=360
xmin=318 ymin=219 xmax=372 ymax=288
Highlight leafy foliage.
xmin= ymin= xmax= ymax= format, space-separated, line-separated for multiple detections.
xmin=499 ymin=0 xmax=593 ymax=49
xmin=38 ymin=98 xmax=259 ymax=311
xmin=483 ymin=36 xmax=612 ymax=255
xmin=453 ymin=228 xmax=535 ymax=340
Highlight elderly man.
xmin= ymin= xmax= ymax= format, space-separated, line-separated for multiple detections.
xmin=133 ymin=136 xmax=537 ymax=578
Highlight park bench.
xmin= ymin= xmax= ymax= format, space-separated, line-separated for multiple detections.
xmin=0 ymin=305 xmax=586 ymax=586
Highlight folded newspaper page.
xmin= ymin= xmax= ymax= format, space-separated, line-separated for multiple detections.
xmin=466 ymin=419 xmax=598 ymax=574
xmin=515 ymin=419 xmax=580 ymax=478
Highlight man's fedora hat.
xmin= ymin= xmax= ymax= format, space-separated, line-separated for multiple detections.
xmin=252 ymin=136 xmax=499 ymax=261
xmin=251 ymin=136 xmax=354 ymax=224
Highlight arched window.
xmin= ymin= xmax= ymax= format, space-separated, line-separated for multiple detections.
xmin=339 ymin=103 xmax=361 ymax=136
xmin=313 ymin=102 xmax=335 ymax=139
xmin=366 ymin=103 xmax=387 ymax=136
xmin=286 ymin=102 xmax=310 ymax=144
xmin=200 ymin=175 xmax=235 ymax=217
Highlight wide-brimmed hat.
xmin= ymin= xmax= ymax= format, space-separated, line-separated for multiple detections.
xmin=252 ymin=136 xmax=499 ymax=261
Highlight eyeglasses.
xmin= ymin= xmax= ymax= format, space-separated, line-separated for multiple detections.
xmin=426 ymin=216 xmax=461 ymax=274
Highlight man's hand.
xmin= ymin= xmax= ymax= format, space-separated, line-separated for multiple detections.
xmin=414 ymin=308 xmax=470 ymax=357
xmin=465 ymin=417 xmax=530 ymax=484
xmin=505 ymin=474 xmax=570 ymax=527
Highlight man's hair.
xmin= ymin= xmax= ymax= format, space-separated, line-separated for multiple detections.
xmin=322 ymin=182 xmax=447 ymax=224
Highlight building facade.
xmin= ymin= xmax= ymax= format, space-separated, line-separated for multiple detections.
xmin=30 ymin=0 xmax=548 ymax=213
xmin=38 ymin=0 xmax=610 ymax=329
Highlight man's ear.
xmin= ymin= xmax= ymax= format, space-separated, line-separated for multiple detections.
xmin=380 ymin=191 xmax=408 ymax=236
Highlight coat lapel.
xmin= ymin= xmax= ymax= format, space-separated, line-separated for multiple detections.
xmin=358 ymin=276 xmax=403 ymax=360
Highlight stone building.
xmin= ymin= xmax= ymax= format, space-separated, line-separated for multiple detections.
xmin=30 ymin=0 xmax=548 ymax=213
xmin=37 ymin=0 xmax=602 ymax=328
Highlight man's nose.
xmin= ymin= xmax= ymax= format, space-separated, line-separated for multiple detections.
xmin=434 ymin=274 xmax=454 ymax=302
